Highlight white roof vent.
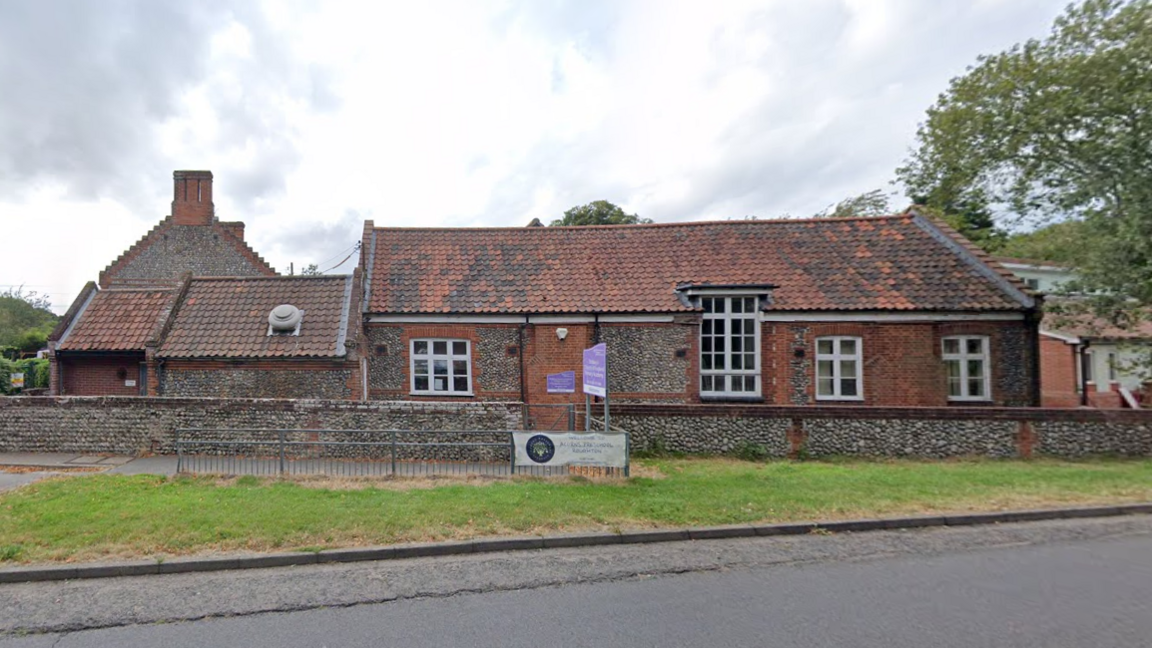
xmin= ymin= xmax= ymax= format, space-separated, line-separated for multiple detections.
xmin=268 ymin=304 xmax=303 ymax=335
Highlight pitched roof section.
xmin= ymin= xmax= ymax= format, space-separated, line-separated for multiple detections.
xmin=158 ymin=276 xmax=353 ymax=358
xmin=365 ymin=214 xmax=1032 ymax=314
xmin=99 ymin=217 xmax=277 ymax=288
xmin=56 ymin=289 xmax=174 ymax=352
xmin=1041 ymin=304 xmax=1152 ymax=342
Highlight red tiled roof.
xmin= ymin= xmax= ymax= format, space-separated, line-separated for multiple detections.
xmin=1042 ymin=307 xmax=1152 ymax=341
xmin=158 ymin=276 xmax=352 ymax=358
xmin=365 ymin=214 xmax=1030 ymax=314
xmin=57 ymin=289 xmax=173 ymax=351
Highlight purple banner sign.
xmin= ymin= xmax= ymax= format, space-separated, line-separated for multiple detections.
xmin=582 ymin=343 xmax=607 ymax=397
xmin=546 ymin=370 xmax=576 ymax=393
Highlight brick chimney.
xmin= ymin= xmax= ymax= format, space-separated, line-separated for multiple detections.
xmin=172 ymin=170 xmax=214 ymax=225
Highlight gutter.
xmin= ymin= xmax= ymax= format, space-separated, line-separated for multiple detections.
xmin=1079 ymin=340 xmax=1093 ymax=407
xmin=518 ymin=316 xmax=528 ymax=407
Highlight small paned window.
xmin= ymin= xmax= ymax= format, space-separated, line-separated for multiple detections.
xmin=942 ymin=336 xmax=990 ymax=401
xmin=700 ymin=296 xmax=760 ymax=397
xmin=1107 ymin=351 xmax=1118 ymax=382
xmin=411 ymin=339 xmax=472 ymax=395
xmin=815 ymin=337 xmax=863 ymax=400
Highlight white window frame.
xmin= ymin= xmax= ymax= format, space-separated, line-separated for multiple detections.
xmin=699 ymin=295 xmax=761 ymax=398
xmin=942 ymin=335 xmax=991 ymax=402
xmin=1106 ymin=351 xmax=1119 ymax=382
xmin=410 ymin=338 xmax=473 ymax=396
xmin=1081 ymin=349 xmax=1095 ymax=390
xmin=815 ymin=336 xmax=864 ymax=401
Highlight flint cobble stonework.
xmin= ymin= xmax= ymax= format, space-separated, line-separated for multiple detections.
xmin=606 ymin=405 xmax=1152 ymax=458
xmin=1034 ymin=420 xmax=1152 ymax=457
xmin=112 ymin=224 xmax=270 ymax=284
xmin=996 ymin=327 xmax=1032 ymax=407
xmin=161 ymin=369 xmax=353 ymax=400
xmin=366 ymin=327 xmax=405 ymax=392
xmin=3 ymin=398 xmax=1151 ymax=460
xmin=613 ymin=414 xmax=790 ymax=456
xmin=476 ymin=327 xmax=520 ymax=393
xmin=0 ymin=397 xmax=520 ymax=456
xmin=602 ymin=326 xmax=690 ymax=395
xmin=803 ymin=418 xmax=1017 ymax=458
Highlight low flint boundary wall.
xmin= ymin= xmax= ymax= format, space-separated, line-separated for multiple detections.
xmin=1 ymin=397 xmax=1149 ymax=459
xmin=0 ymin=397 xmax=520 ymax=456
xmin=606 ymin=404 xmax=1152 ymax=459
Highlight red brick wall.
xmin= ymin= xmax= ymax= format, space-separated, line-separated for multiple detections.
xmin=523 ymin=322 xmax=595 ymax=406
xmin=367 ymin=318 xmax=1039 ymax=408
xmin=759 ymin=320 xmax=1035 ymax=407
xmin=1040 ymin=335 xmax=1082 ymax=407
xmin=60 ymin=355 xmax=145 ymax=396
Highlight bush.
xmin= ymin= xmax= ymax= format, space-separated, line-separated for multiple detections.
xmin=0 ymin=357 xmax=49 ymax=394
xmin=734 ymin=441 xmax=771 ymax=462
xmin=632 ymin=434 xmax=683 ymax=459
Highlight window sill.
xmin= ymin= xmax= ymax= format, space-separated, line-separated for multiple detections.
xmin=946 ymin=399 xmax=993 ymax=405
xmin=700 ymin=395 xmax=765 ymax=403
xmin=815 ymin=397 xmax=865 ymax=402
xmin=410 ymin=392 xmax=475 ymax=398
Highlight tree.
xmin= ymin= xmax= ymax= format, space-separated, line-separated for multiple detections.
xmin=897 ymin=0 xmax=1152 ymax=313
xmin=997 ymin=219 xmax=1091 ymax=264
xmin=813 ymin=189 xmax=893 ymax=219
xmin=550 ymin=201 xmax=652 ymax=226
xmin=0 ymin=287 xmax=58 ymax=359
xmin=300 ymin=264 xmax=322 ymax=276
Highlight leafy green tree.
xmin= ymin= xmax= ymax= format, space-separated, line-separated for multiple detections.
xmin=897 ymin=0 xmax=1152 ymax=316
xmin=300 ymin=264 xmax=322 ymax=276
xmin=997 ymin=220 xmax=1091 ymax=264
xmin=0 ymin=287 xmax=58 ymax=360
xmin=813 ymin=189 xmax=894 ymax=219
xmin=550 ymin=201 xmax=652 ymax=226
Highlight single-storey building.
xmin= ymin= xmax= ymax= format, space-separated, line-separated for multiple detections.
xmin=49 ymin=171 xmax=362 ymax=398
xmin=50 ymin=170 xmax=1043 ymax=406
xmin=360 ymin=212 xmax=1042 ymax=407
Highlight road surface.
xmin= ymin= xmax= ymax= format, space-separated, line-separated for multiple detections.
xmin=1 ymin=516 xmax=1150 ymax=646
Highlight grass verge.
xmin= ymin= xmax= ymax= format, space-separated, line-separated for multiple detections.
xmin=1 ymin=457 xmax=1150 ymax=564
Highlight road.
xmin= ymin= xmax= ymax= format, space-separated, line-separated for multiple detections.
xmin=1 ymin=516 xmax=1150 ymax=647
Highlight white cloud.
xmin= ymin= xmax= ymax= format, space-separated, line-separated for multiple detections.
xmin=0 ymin=0 xmax=1068 ymax=312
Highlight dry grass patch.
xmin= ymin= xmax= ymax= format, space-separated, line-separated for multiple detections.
xmin=0 ymin=465 xmax=107 ymax=474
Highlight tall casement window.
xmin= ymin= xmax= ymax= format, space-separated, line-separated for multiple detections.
xmin=815 ymin=336 xmax=862 ymax=400
xmin=700 ymin=296 xmax=760 ymax=397
xmin=942 ymin=336 xmax=990 ymax=401
xmin=411 ymin=339 xmax=472 ymax=395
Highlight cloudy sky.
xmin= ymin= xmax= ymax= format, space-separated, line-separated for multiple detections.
xmin=1 ymin=0 xmax=1068 ymax=313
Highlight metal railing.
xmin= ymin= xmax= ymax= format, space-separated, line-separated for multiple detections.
xmin=173 ymin=427 xmax=628 ymax=478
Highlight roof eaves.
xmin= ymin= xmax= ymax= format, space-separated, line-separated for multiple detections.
xmin=50 ymin=281 xmax=98 ymax=343
xmin=908 ymin=209 xmax=1035 ymax=310
xmin=55 ymin=285 xmax=98 ymax=348
xmin=363 ymin=227 xmax=377 ymax=314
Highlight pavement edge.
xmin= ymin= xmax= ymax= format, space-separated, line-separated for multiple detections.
xmin=2 ymin=502 xmax=1150 ymax=585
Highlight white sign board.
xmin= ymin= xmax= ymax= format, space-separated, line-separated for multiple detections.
xmin=10 ymin=373 xmax=24 ymax=389
xmin=514 ymin=432 xmax=627 ymax=468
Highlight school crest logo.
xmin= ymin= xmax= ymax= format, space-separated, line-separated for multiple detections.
xmin=525 ymin=435 xmax=556 ymax=464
